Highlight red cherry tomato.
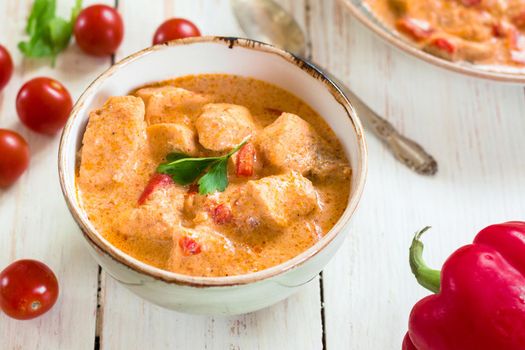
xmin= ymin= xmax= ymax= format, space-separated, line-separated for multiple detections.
xmin=0 ymin=45 xmax=13 ymax=91
xmin=74 ymin=5 xmax=124 ymax=56
xmin=0 ymin=260 xmax=59 ymax=320
xmin=152 ymin=18 xmax=201 ymax=45
xmin=16 ymin=77 xmax=73 ymax=135
xmin=0 ymin=129 xmax=29 ymax=188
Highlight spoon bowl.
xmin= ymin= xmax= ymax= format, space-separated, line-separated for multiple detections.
xmin=232 ymin=0 xmax=307 ymax=56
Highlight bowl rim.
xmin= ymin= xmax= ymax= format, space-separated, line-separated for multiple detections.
xmin=339 ymin=0 xmax=525 ymax=84
xmin=58 ymin=36 xmax=368 ymax=287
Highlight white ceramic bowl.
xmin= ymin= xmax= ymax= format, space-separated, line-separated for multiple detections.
xmin=58 ymin=37 xmax=367 ymax=315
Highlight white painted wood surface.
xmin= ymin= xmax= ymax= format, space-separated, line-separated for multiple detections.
xmin=0 ymin=0 xmax=524 ymax=349
xmin=0 ymin=0 xmax=111 ymax=349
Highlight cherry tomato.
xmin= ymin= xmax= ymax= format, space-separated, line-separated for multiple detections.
xmin=0 ymin=45 xmax=13 ymax=91
xmin=0 ymin=260 xmax=59 ymax=320
xmin=152 ymin=18 xmax=201 ymax=45
xmin=16 ymin=77 xmax=73 ymax=135
xmin=74 ymin=5 xmax=124 ymax=56
xmin=0 ymin=129 xmax=29 ymax=188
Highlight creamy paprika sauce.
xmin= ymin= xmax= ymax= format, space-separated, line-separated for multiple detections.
xmin=366 ymin=0 xmax=525 ymax=67
xmin=76 ymin=74 xmax=351 ymax=277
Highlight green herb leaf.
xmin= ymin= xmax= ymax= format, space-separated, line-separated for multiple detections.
xmin=157 ymin=157 xmax=217 ymax=185
xmin=156 ymin=137 xmax=250 ymax=194
xmin=18 ymin=38 xmax=53 ymax=57
xmin=70 ymin=0 xmax=83 ymax=22
xmin=48 ymin=17 xmax=70 ymax=57
xmin=198 ymin=158 xmax=229 ymax=195
xmin=26 ymin=0 xmax=56 ymax=35
xmin=166 ymin=152 xmax=191 ymax=162
xmin=18 ymin=0 xmax=83 ymax=66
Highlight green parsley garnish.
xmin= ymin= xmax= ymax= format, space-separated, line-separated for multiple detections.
xmin=157 ymin=137 xmax=250 ymax=195
xmin=18 ymin=0 xmax=83 ymax=66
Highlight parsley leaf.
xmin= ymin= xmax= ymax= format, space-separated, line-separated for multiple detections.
xmin=198 ymin=158 xmax=229 ymax=194
xmin=156 ymin=137 xmax=250 ymax=194
xmin=18 ymin=0 xmax=83 ymax=66
xmin=157 ymin=157 xmax=217 ymax=185
xmin=166 ymin=152 xmax=191 ymax=162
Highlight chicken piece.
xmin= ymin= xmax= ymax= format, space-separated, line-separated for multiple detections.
xmin=480 ymin=0 xmax=508 ymax=16
xmin=134 ymin=86 xmax=176 ymax=104
xmin=167 ymin=226 xmax=240 ymax=276
xmin=459 ymin=39 xmax=494 ymax=61
xmin=146 ymin=123 xmax=199 ymax=160
xmin=115 ymin=184 xmax=186 ymax=241
xmin=508 ymin=0 xmax=525 ymax=28
xmin=256 ymin=113 xmax=316 ymax=174
xmin=256 ymin=113 xmax=350 ymax=179
xmin=78 ymin=96 xmax=146 ymax=191
xmin=135 ymin=86 xmax=210 ymax=125
xmin=233 ymin=171 xmax=318 ymax=231
xmin=436 ymin=7 xmax=494 ymax=42
xmin=195 ymin=103 xmax=256 ymax=151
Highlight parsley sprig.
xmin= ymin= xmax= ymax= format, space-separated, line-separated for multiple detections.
xmin=157 ymin=137 xmax=250 ymax=195
xmin=18 ymin=0 xmax=83 ymax=66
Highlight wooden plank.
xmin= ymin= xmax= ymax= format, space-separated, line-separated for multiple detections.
xmin=98 ymin=1 xmax=323 ymax=349
xmin=308 ymin=0 xmax=525 ymax=348
xmin=0 ymin=0 xmax=113 ymax=349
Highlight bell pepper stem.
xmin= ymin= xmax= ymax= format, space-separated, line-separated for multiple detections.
xmin=409 ymin=226 xmax=441 ymax=293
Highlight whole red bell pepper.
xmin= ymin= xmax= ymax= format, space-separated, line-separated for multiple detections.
xmin=403 ymin=222 xmax=525 ymax=350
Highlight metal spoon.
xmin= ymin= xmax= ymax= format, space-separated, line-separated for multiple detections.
xmin=231 ymin=0 xmax=438 ymax=175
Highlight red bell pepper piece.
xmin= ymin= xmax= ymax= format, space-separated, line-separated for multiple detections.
xmin=404 ymin=222 xmax=525 ymax=350
xmin=396 ymin=17 xmax=434 ymax=41
xmin=211 ymin=203 xmax=232 ymax=225
xmin=236 ymin=142 xmax=255 ymax=177
xmin=403 ymin=333 xmax=418 ymax=350
xmin=429 ymin=38 xmax=456 ymax=55
xmin=137 ymin=174 xmax=174 ymax=205
xmin=178 ymin=236 xmax=201 ymax=256
xmin=492 ymin=20 xmax=514 ymax=38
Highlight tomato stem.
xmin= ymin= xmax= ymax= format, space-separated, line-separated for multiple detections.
xmin=409 ymin=226 xmax=441 ymax=293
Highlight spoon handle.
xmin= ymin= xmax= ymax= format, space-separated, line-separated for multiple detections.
xmin=319 ymin=69 xmax=438 ymax=175
xmin=343 ymin=87 xmax=437 ymax=175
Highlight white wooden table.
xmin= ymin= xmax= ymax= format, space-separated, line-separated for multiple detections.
xmin=1 ymin=0 xmax=524 ymax=349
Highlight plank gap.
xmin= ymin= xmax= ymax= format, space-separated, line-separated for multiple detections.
xmin=319 ymin=272 xmax=327 ymax=350
xmin=94 ymin=266 xmax=103 ymax=350
xmin=304 ymin=0 xmax=313 ymax=59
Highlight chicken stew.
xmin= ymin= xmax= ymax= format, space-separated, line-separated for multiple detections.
xmin=76 ymin=74 xmax=351 ymax=277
